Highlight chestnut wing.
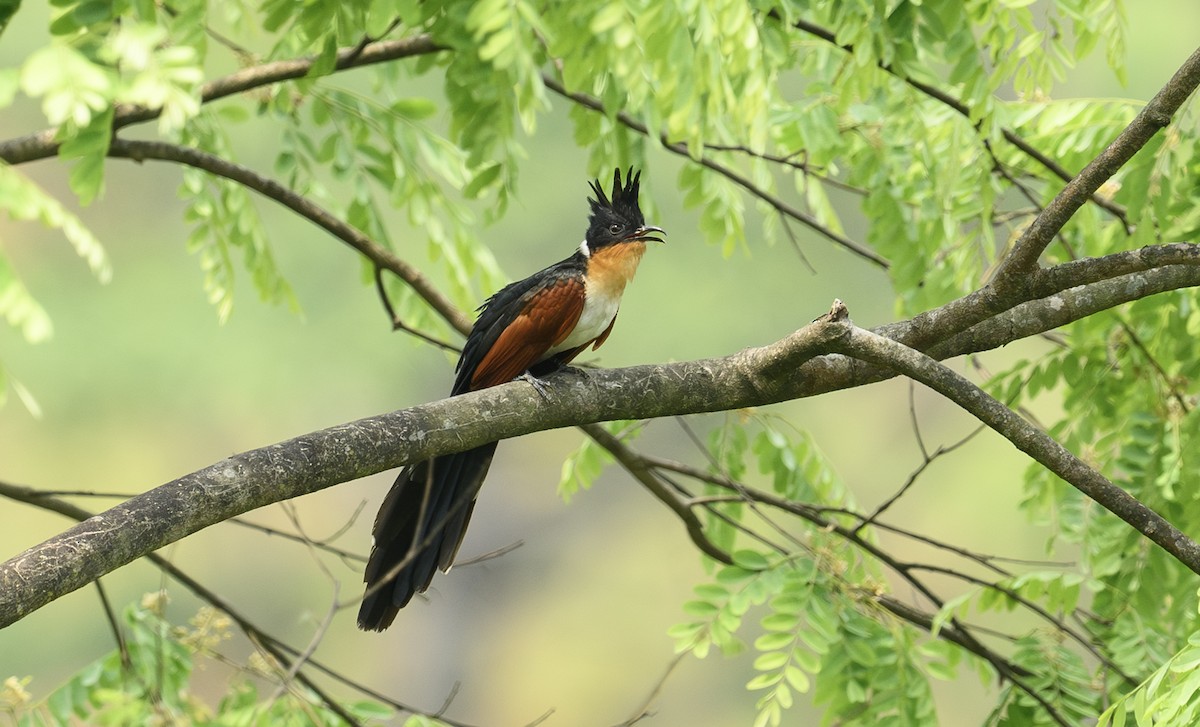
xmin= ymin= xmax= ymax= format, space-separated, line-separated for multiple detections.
xmin=464 ymin=275 xmax=586 ymax=391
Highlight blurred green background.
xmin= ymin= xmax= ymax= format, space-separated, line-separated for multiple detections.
xmin=1 ymin=3 xmax=1196 ymax=724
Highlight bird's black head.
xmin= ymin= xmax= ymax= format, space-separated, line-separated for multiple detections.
xmin=584 ymin=168 xmax=665 ymax=251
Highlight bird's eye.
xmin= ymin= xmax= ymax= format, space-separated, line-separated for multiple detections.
xmin=608 ymin=223 xmax=623 ymax=235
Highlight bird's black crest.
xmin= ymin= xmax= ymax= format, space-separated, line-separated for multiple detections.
xmin=588 ymin=168 xmax=644 ymax=223
xmin=585 ymin=168 xmax=647 ymax=247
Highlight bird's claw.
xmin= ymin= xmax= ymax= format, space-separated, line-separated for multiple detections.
xmin=520 ymin=372 xmax=552 ymax=400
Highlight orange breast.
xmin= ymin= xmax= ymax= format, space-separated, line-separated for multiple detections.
xmin=587 ymin=241 xmax=646 ymax=297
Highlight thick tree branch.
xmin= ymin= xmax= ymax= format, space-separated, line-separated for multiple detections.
xmin=767 ymin=250 xmax=1200 ymax=402
xmin=0 ymin=320 xmax=845 ymax=628
xmin=7 ymin=259 xmax=1200 ymax=628
xmin=929 ymin=264 xmax=1200 ymax=361
xmin=876 ymin=244 xmax=1200 ymax=356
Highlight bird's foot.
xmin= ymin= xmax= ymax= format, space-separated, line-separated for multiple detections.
xmin=520 ymin=372 xmax=553 ymax=401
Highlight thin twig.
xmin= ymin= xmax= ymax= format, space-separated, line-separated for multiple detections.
xmin=435 ymin=682 xmax=462 ymax=720
xmin=0 ymin=483 xmax=456 ymax=726
xmin=454 ymin=540 xmax=525 ymax=567
xmin=374 ymin=265 xmax=466 ymax=351
xmin=107 ymin=137 xmax=471 ymax=334
xmin=0 ymin=36 xmax=447 ymax=166
xmin=613 ymin=653 xmax=687 ymax=726
xmin=524 ymin=708 xmax=556 ymax=727
xmin=93 ymin=580 xmax=131 ymax=669
xmin=1119 ymin=321 xmax=1192 ymax=413
xmin=228 ymin=516 xmax=366 ymax=564
xmin=834 ymin=324 xmax=1200 ymax=575
xmin=788 ymin=16 xmax=1133 ymax=230
xmin=580 ymin=423 xmax=734 ymax=566
xmin=859 ymin=418 xmax=988 ymax=528
xmin=540 ymin=75 xmax=890 ymax=270
xmin=266 ymin=504 xmax=342 ymax=706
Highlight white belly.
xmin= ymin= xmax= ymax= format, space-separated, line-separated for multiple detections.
xmin=546 ymin=281 xmax=620 ymax=356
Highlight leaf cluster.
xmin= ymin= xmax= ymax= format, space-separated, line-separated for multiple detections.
xmin=4 ymin=596 xmax=407 ymax=727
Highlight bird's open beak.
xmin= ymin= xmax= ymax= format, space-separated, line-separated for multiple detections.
xmin=630 ymin=225 xmax=666 ymax=244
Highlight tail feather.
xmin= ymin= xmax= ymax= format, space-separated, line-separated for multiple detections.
xmin=358 ymin=442 xmax=498 ymax=631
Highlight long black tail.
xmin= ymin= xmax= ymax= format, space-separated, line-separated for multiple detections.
xmin=358 ymin=442 xmax=498 ymax=631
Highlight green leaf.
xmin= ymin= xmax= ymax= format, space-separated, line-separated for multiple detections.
xmin=0 ymin=0 xmax=20 ymax=37
xmin=761 ymin=612 xmax=801 ymax=632
xmin=6 ymin=366 xmax=43 ymax=418
xmin=20 ymin=43 xmax=112 ymax=127
xmin=783 ymin=665 xmax=810 ymax=693
xmin=0 ymin=253 xmax=52 ymax=343
xmin=72 ymin=0 xmax=111 ymax=25
xmin=733 ymin=549 xmax=770 ymax=571
xmin=715 ymin=566 xmax=756 ymax=584
xmin=746 ymin=671 xmax=782 ymax=690
xmin=59 ymin=106 xmax=113 ymax=205
xmin=683 ymin=599 xmax=719 ymax=618
xmin=390 ymin=97 xmax=438 ymax=121
xmin=0 ymin=164 xmax=110 ymax=283
xmin=307 ymin=33 xmax=339 ymax=78
xmin=102 ymin=23 xmax=202 ymax=133
xmin=590 ymin=3 xmax=626 ymax=33
xmin=753 ymin=651 xmax=790 ymax=671
xmin=0 ymin=68 xmax=18 ymax=107
xmin=754 ymin=632 xmax=795 ymax=651
xmin=463 ymin=162 xmax=502 ymax=199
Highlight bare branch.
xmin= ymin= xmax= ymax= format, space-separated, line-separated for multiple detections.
xmin=833 ymin=325 xmax=1200 ymax=576
xmin=613 ymin=653 xmax=687 ymax=726
xmin=580 ymin=424 xmax=734 ymax=565
xmin=0 ymin=480 xmax=462 ymax=725
xmin=633 ymin=453 xmax=1072 ymax=717
xmin=93 ymin=580 xmax=131 ymax=670
xmin=375 ymin=266 xmax=466 ymax=349
xmin=876 ymin=243 xmax=1200 ymax=356
xmin=107 ymin=137 xmax=472 ymax=334
xmin=990 ymin=45 xmax=1200 ymax=282
xmin=266 ymin=505 xmax=342 ymax=706
xmin=926 ymin=264 xmax=1200 ymax=362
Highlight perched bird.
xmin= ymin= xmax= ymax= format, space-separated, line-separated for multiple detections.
xmin=359 ymin=168 xmax=665 ymax=630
